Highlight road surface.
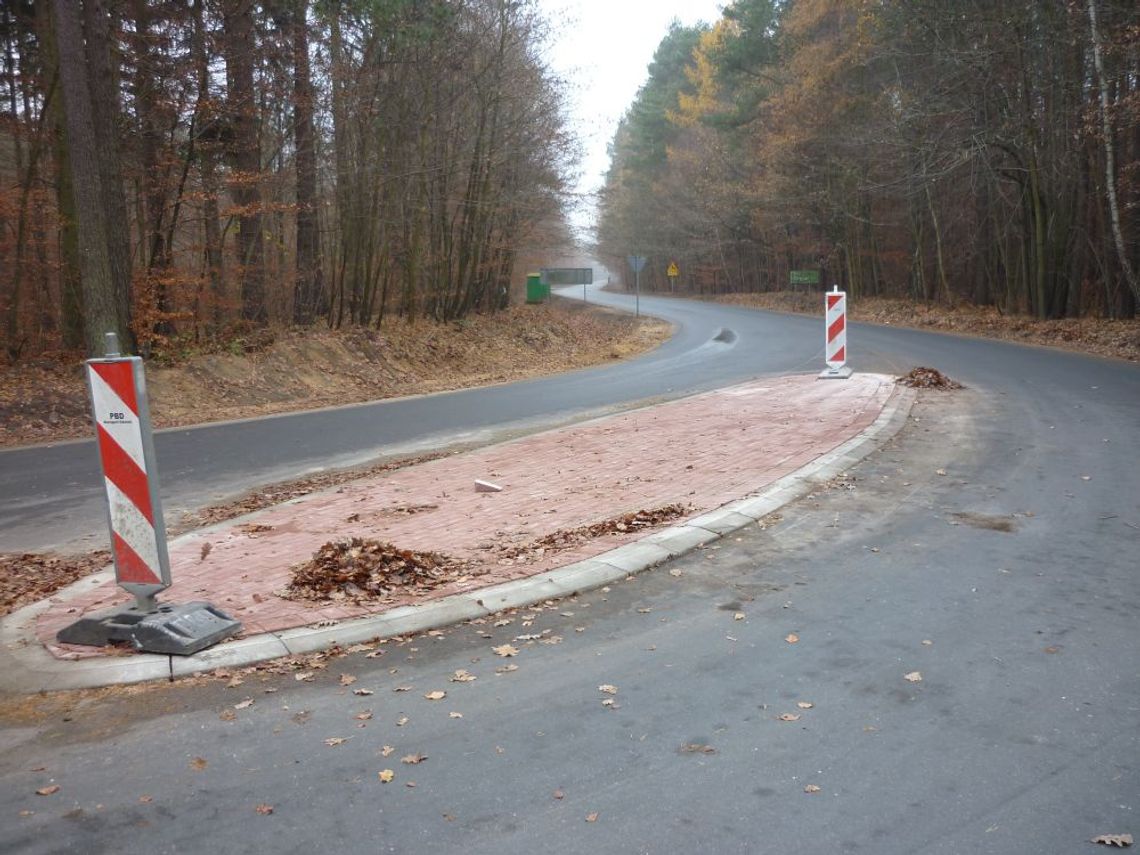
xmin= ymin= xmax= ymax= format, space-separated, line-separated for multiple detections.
xmin=1 ymin=288 xmax=1137 ymax=853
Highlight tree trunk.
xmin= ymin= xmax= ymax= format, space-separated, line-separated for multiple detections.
xmin=50 ymin=0 xmax=132 ymax=356
xmin=1087 ymin=0 xmax=1140 ymax=305
xmin=222 ymin=0 xmax=266 ymax=324
xmin=291 ymin=0 xmax=323 ymax=325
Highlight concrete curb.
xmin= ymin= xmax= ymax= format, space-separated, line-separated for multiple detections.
xmin=0 ymin=383 xmax=916 ymax=693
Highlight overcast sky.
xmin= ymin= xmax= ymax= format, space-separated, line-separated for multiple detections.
xmin=535 ymin=0 xmax=726 ymax=238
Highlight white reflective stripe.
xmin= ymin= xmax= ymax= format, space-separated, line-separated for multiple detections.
xmin=89 ymin=367 xmax=147 ymax=472
xmin=105 ymin=478 xmax=161 ymax=573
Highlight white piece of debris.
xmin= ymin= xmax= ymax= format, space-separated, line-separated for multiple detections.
xmin=475 ymin=480 xmax=503 ymax=493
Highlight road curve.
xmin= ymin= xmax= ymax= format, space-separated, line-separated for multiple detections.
xmin=0 ymin=286 xmax=824 ymax=552
xmin=0 ymin=291 xmax=1137 ymax=853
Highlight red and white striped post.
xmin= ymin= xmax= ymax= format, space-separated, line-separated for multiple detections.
xmin=86 ymin=332 xmax=171 ymax=610
xmin=820 ymin=286 xmax=853 ymax=379
xmin=57 ymin=332 xmax=241 ymax=654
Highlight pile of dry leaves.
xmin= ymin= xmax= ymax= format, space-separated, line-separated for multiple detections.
xmin=494 ymin=504 xmax=691 ymax=562
xmin=0 ymin=551 xmax=110 ymax=617
xmin=895 ymin=367 xmax=964 ymax=390
xmin=283 ymin=538 xmax=469 ymax=603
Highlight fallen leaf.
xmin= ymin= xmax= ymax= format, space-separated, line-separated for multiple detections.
xmin=379 ymin=770 xmax=395 ymax=783
xmin=921 ymin=640 xmax=933 ymax=646
xmin=219 ymin=709 xmax=237 ymax=722
xmin=669 ymin=569 xmax=683 ymax=577
xmin=405 ymin=782 xmax=416 ymax=789
xmin=450 ymin=670 xmax=477 ymax=683
xmin=324 ymin=737 xmax=350 ymax=747
xmin=138 ymin=795 xmax=153 ymax=804
xmin=255 ymin=804 xmax=274 ymax=815
xmin=493 ymin=644 xmax=519 ymax=657
xmin=396 ymin=716 xmax=409 ymax=726
xmin=1044 ymin=646 xmax=1062 ymax=654
xmin=449 ymin=712 xmax=463 ymax=719
xmin=226 ymin=676 xmax=244 ymax=688
xmin=797 ymin=702 xmax=814 ymax=710
xmin=401 ymin=754 xmax=427 ymax=765
xmin=804 ymin=785 xmax=821 ymax=794
xmin=35 ymin=785 xmax=60 ymax=796
xmin=680 ymin=743 xmax=716 ymax=754
xmin=355 ymin=711 xmax=373 ymax=721
xmin=380 ymin=745 xmax=395 ymax=757
xmin=601 ymin=698 xmax=616 ymax=708
xmin=785 ymin=633 xmax=799 ymax=644
xmin=904 ymin=671 xmax=923 ymax=683
xmin=936 ymin=468 xmax=947 ymax=476
xmin=734 ymin=612 xmax=745 ymax=621
xmin=294 ymin=672 xmax=314 ymax=682
xmin=598 ymin=684 xmax=618 ymax=695
xmin=553 ymin=789 xmax=565 ymax=800
xmin=339 ymin=674 xmax=357 ymax=686
xmin=353 ymin=688 xmax=374 ymax=696
xmin=234 ymin=698 xmax=254 ymax=710
xmin=190 ymin=757 xmax=208 ymax=771
xmin=496 ymin=663 xmax=519 ymax=674
xmin=424 ymin=690 xmax=446 ymax=701
xmin=586 ymin=812 xmax=599 ymax=823
xmin=1091 ymin=834 xmax=1133 ymax=847
xmin=778 ymin=713 xmax=801 ymax=722
xmin=393 ymin=685 xmax=412 ymax=693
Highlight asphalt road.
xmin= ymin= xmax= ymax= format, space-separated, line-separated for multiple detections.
xmin=1 ymin=290 xmax=1138 ymax=853
xmin=1 ymin=286 xmax=821 ymax=553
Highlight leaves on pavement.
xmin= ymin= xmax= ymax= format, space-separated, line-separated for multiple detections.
xmin=284 ymin=538 xmax=468 ymax=603
xmin=895 ymin=367 xmax=963 ymax=390
xmin=34 ymin=785 xmax=60 ymax=796
xmin=904 ymin=671 xmax=923 ymax=683
xmin=379 ymin=770 xmax=395 ymax=783
xmin=1091 ymin=834 xmax=1133 ymax=848
xmin=493 ymin=644 xmax=519 ymax=657
xmin=424 ymin=690 xmax=446 ymax=701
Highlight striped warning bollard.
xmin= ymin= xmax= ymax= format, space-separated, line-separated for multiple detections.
xmin=56 ymin=332 xmax=240 ymax=655
xmin=819 ymin=286 xmax=853 ymax=379
xmin=87 ymin=341 xmax=172 ymax=604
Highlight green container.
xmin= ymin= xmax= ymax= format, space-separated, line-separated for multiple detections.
xmin=526 ymin=273 xmax=549 ymax=303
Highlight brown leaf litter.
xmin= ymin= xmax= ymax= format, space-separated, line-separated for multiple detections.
xmin=281 ymin=538 xmax=471 ymax=603
xmin=895 ymin=367 xmax=964 ymax=390
xmin=491 ymin=504 xmax=691 ymax=561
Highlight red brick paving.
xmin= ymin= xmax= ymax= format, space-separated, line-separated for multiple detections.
xmin=36 ymin=373 xmax=895 ymax=658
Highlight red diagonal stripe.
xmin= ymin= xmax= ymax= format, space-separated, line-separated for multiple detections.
xmin=827 ymin=295 xmax=843 ymax=311
xmin=828 ymin=315 xmax=846 ymax=342
xmin=112 ymin=531 xmax=161 ymax=585
xmin=91 ymin=361 xmax=139 ymax=416
xmin=97 ymin=425 xmax=154 ymax=524
xmin=831 ymin=346 xmax=846 ymax=363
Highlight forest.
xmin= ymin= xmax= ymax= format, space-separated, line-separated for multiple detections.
xmin=0 ymin=0 xmax=573 ymax=359
xmin=597 ymin=0 xmax=1140 ymax=320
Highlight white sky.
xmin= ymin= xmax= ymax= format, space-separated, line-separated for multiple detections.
xmin=535 ymin=0 xmax=726 ymax=240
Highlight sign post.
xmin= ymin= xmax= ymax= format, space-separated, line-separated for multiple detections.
xmin=56 ymin=332 xmax=241 ymax=655
xmin=819 ymin=287 xmax=852 ymax=379
xmin=627 ymin=255 xmax=647 ymax=317
xmin=667 ymin=261 xmax=679 ymax=293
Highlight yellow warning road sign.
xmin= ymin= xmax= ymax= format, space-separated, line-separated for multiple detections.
xmin=667 ymin=262 xmax=679 ymax=277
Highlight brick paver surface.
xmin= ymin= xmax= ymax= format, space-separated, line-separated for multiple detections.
xmin=36 ymin=373 xmax=895 ymax=657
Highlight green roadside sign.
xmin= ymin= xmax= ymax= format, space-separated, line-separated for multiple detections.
xmin=790 ymin=270 xmax=820 ymax=285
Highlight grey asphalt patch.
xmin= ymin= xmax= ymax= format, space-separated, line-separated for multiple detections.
xmin=0 ymin=384 xmax=915 ymax=693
